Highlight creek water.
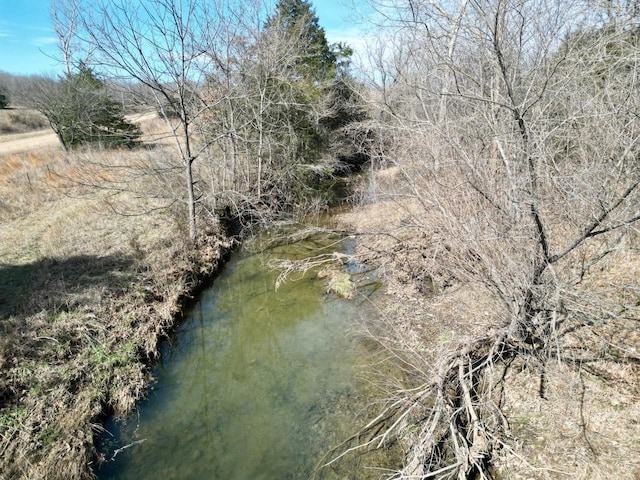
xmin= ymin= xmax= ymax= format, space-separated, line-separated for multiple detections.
xmin=95 ymin=227 xmax=399 ymax=479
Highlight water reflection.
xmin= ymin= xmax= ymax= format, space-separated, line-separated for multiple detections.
xmin=96 ymin=232 xmax=397 ymax=479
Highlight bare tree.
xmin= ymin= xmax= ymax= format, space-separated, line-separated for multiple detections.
xmin=51 ymin=0 xmax=86 ymax=76
xmin=339 ymin=0 xmax=640 ymax=477
xmin=199 ymin=0 xmax=359 ymax=223
xmin=63 ymin=0 xmax=222 ymax=240
xmin=23 ymin=67 xmax=141 ymax=150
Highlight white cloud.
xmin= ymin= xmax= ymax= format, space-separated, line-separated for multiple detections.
xmin=32 ymin=36 xmax=58 ymax=47
xmin=326 ymin=25 xmax=372 ymax=56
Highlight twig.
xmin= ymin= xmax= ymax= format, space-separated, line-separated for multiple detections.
xmin=109 ymin=438 xmax=147 ymax=461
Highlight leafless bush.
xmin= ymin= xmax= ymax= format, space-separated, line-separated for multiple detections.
xmin=329 ymin=0 xmax=640 ymax=477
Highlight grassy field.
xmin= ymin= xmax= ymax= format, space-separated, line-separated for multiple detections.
xmin=0 ymin=109 xmax=49 ymax=136
xmin=0 ymin=125 xmax=230 ymax=479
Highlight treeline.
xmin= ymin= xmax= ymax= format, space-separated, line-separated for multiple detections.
xmin=5 ymin=0 xmax=369 ymax=240
xmin=0 ymin=71 xmax=24 ymax=108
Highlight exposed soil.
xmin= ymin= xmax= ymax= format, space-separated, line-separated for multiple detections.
xmin=0 ymin=129 xmax=60 ymax=155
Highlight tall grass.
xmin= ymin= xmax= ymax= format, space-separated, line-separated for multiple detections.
xmin=0 ymin=108 xmax=49 ymax=135
xmin=0 ymin=142 xmax=229 ymax=479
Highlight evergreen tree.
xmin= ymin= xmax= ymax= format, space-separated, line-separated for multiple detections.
xmin=0 ymin=83 xmax=8 ymax=109
xmin=59 ymin=65 xmax=141 ymax=149
xmin=262 ymin=0 xmax=359 ymax=167
xmin=266 ymin=0 xmax=350 ymax=83
xmin=202 ymin=0 xmax=367 ymax=212
xmin=32 ymin=65 xmax=141 ymax=150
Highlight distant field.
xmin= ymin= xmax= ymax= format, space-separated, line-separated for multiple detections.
xmin=0 ymin=108 xmax=50 ymax=135
xmin=0 ymin=110 xmax=158 ymax=155
xmin=0 ymin=108 xmax=57 ymax=155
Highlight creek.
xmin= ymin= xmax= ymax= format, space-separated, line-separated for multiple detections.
xmin=95 ymin=225 xmax=400 ymax=479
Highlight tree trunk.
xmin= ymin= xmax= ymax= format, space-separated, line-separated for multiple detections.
xmin=185 ymin=159 xmax=196 ymax=241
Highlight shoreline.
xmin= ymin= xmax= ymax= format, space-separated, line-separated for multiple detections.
xmin=334 ymin=171 xmax=640 ymax=479
xmin=1 ymin=226 xmax=236 ymax=479
xmin=0 ymin=144 xmax=237 ymax=478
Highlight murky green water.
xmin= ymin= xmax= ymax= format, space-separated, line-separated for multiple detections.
xmin=96 ymin=229 xmax=398 ymax=479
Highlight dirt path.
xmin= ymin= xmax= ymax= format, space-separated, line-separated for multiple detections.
xmin=0 ymin=112 xmax=157 ymax=156
xmin=0 ymin=129 xmax=60 ymax=155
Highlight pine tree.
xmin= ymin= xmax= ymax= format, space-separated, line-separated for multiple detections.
xmin=266 ymin=0 xmax=347 ymax=83
xmin=263 ymin=0 xmax=357 ymax=162
xmin=202 ymin=0 xmax=366 ymax=209
xmin=34 ymin=65 xmax=141 ymax=150
xmin=59 ymin=65 xmax=141 ymax=149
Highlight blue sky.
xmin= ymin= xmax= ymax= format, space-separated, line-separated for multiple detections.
xmin=0 ymin=0 xmax=368 ymax=76
xmin=0 ymin=0 xmax=59 ymax=75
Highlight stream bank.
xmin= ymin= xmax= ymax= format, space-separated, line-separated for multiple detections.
xmin=0 ymin=125 xmax=385 ymax=480
xmin=334 ymin=168 xmax=640 ymax=479
xmin=0 ymin=200 xmax=234 ymax=480
xmin=94 ymin=226 xmax=402 ymax=479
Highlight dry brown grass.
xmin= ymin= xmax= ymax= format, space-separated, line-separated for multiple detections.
xmin=0 ymin=109 xmax=49 ymax=135
xmin=499 ymin=359 xmax=640 ymax=479
xmin=336 ymin=166 xmax=640 ymax=479
xmin=0 ymin=140 xmax=229 ymax=479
